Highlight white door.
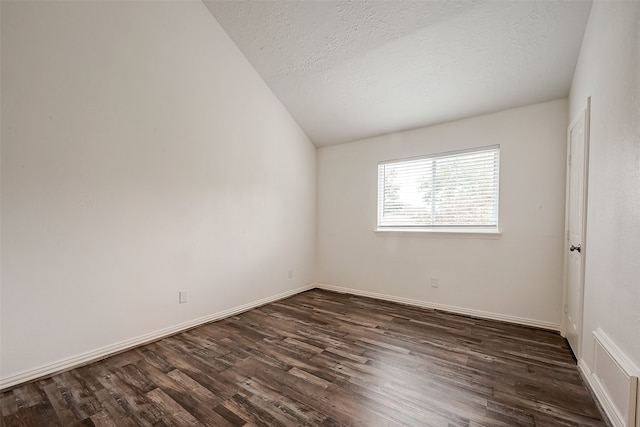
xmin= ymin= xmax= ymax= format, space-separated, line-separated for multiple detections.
xmin=564 ymin=100 xmax=590 ymax=359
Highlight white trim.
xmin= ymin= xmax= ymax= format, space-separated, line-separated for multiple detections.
xmin=374 ymin=228 xmax=501 ymax=239
xmin=315 ymin=284 xmax=560 ymax=331
xmin=0 ymin=284 xmax=315 ymax=391
xmin=578 ymin=330 xmax=640 ymax=427
xmin=0 ymin=283 xmax=565 ymax=391
xmin=592 ymin=329 xmax=638 ymax=427
xmin=593 ymin=329 xmax=640 ymax=385
xmin=579 ymin=359 xmax=614 ymax=424
xmin=580 ymin=359 xmax=627 ymax=427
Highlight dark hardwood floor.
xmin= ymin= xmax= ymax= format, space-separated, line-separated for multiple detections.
xmin=1 ymin=289 xmax=606 ymax=427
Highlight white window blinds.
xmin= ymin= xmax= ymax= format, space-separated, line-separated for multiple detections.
xmin=377 ymin=146 xmax=500 ymax=229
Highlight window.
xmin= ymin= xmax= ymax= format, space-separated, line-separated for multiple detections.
xmin=377 ymin=145 xmax=500 ymax=232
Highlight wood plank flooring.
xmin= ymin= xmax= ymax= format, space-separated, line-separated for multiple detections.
xmin=1 ymin=289 xmax=606 ymax=426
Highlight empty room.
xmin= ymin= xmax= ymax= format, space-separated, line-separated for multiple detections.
xmin=1 ymin=0 xmax=639 ymax=426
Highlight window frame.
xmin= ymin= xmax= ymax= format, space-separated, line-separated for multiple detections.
xmin=376 ymin=145 xmax=501 ymax=237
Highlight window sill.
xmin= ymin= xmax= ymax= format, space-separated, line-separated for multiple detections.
xmin=374 ymin=228 xmax=502 ymax=239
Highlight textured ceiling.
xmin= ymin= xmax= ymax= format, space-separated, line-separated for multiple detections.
xmin=204 ymin=1 xmax=592 ymax=147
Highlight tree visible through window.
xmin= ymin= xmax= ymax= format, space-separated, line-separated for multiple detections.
xmin=377 ymin=146 xmax=500 ymax=230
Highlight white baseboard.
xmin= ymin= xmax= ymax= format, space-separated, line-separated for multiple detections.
xmin=0 ymin=283 xmax=563 ymax=391
xmin=579 ymin=330 xmax=639 ymax=427
xmin=580 ymin=360 xmax=617 ymax=427
xmin=315 ymin=283 xmax=560 ymax=331
xmin=0 ymin=284 xmax=315 ymax=391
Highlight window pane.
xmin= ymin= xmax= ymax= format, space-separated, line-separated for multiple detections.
xmin=377 ymin=147 xmax=499 ymax=229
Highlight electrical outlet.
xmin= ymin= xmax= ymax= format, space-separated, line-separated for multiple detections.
xmin=179 ymin=290 xmax=189 ymax=304
xmin=430 ymin=277 xmax=439 ymax=288
xmin=288 ymin=270 xmax=293 ymax=279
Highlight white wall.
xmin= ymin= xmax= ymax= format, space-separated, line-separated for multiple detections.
xmin=317 ymin=99 xmax=568 ymax=328
xmin=569 ymin=1 xmax=640 ymax=371
xmin=0 ymin=1 xmax=316 ymax=384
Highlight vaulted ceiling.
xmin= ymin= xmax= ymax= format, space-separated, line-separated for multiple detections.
xmin=204 ymin=1 xmax=592 ymax=147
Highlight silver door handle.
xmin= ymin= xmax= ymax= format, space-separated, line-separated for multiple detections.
xmin=570 ymin=244 xmax=581 ymax=253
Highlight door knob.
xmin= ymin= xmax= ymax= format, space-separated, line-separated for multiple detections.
xmin=570 ymin=244 xmax=581 ymax=253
